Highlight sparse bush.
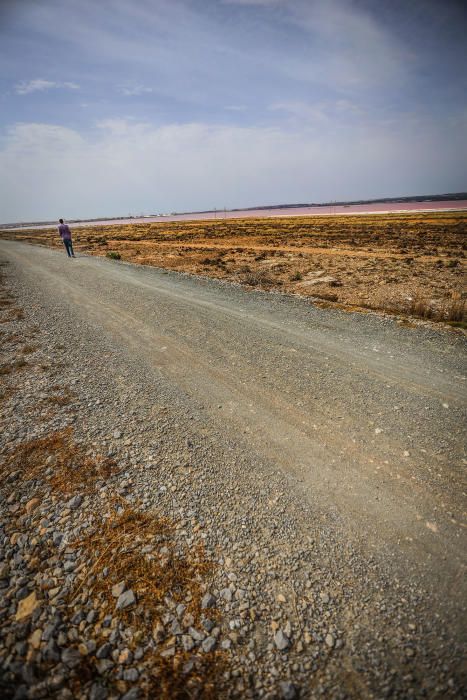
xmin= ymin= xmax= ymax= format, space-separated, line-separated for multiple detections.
xmin=386 ymin=292 xmax=467 ymax=324
xmin=106 ymin=251 xmax=121 ymax=260
xmin=21 ymin=344 xmax=38 ymax=354
xmin=201 ymin=256 xmax=222 ymax=266
xmin=443 ymin=296 xmax=465 ymax=322
xmin=312 ymin=292 xmax=339 ymax=302
xmin=0 ymin=358 xmax=28 ymax=375
xmin=240 ymin=269 xmax=275 ymax=287
xmin=290 ymin=271 xmax=303 ymax=281
xmin=409 ymin=296 xmax=436 ymax=319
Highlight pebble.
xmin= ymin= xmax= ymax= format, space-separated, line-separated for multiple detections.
xmin=118 ymin=648 xmax=133 ymax=664
xmin=116 ymin=589 xmax=135 ymax=610
xmin=89 ymin=684 xmax=108 ymax=700
xmin=201 ymin=592 xmax=216 ymax=609
xmin=96 ymin=643 xmax=112 ymax=659
xmin=67 ymin=495 xmax=83 ymax=510
xmin=123 ymin=668 xmax=139 ymax=681
xmin=121 ymin=689 xmax=140 ymax=700
xmin=61 ymin=647 xmax=82 ymax=668
xmin=25 ymin=497 xmax=40 ymax=514
xmin=182 ymin=635 xmax=194 ymax=651
xmin=220 ymin=587 xmax=233 ymax=602
xmin=111 ymin=580 xmax=126 ymax=598
xmin=201 ymin=636 xmax=217 ymax=652
xmin=15 ymin=591 xmax=39 ymax=621
xmin=280 ymin=681 xmax=297 ymax=699
xmin=274 ymin=629 xmax=290 ymax=651
xmin=29 ymin=629 xmax=42 ymax=650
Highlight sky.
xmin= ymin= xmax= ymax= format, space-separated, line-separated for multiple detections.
xmin=0 ymin=0 xmax=466 ymax=222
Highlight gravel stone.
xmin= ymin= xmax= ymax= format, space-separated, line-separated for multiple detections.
xmin=280 ymin=681 xmax=298 ymax=699
xmin=201 ymin=636 xmax=217 ymax=653
xmin=274 ymin=630 xmax=290 ymax=651
xmin=67 ymin=495 xmax=83 ymax=510
xmin=61 ymin=647 xmax=81 ymax=668
xmin=201 ymin=592 xmax=216 ymax=609
xmin=116 ymin=589 xmax=135 ymax=610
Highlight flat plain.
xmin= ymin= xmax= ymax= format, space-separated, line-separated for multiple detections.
xmin=2 ymin=210 xmax=466 ymax=325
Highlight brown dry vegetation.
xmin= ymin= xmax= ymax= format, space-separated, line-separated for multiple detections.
xmin=2 ymin=210 xmax=466 ymax=324
xmin=2 ymin=428 xmax=117 ymax=494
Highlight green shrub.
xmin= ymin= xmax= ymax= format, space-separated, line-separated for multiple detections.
xmin=106 ymin=251 xmax=121 ymax=260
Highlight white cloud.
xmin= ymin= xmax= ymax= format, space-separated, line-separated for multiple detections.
xmin=270 ymin=99 xmax=365 ymax=124
xmin=0 ymin=116 xmax=465 ymax=222
xmin=15 ymin=79 xmax=80 ymax=95
xmin=120 ymin=85 xmax=154 ymax=96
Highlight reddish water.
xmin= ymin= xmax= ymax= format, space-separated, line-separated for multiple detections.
xmin=3 ymin=200 xmax=467 ymax=231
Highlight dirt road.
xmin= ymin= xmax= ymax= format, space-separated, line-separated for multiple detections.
xmin=1 ymin=240 xmax=466 ymax=696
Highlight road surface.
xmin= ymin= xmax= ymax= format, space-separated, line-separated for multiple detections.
xmin=1 ymin=240 xmax=466 ymax=694
xmin=2 ymin=240 xmax=465 ymax=563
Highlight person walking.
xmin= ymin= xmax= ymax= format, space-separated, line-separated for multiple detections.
xmin=58 ymin=218 xmax=75 ymax=258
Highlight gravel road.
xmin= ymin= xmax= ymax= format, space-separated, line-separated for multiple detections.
xmin=1 ymin=240 xmax=466 ymax=698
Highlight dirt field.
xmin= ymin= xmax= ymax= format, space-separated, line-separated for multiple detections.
xmin=2 ymin=211 xmax=466 ymax=324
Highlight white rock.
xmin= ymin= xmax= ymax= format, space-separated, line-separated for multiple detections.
xmin=274 ymin=629 xmax=289 ymax=651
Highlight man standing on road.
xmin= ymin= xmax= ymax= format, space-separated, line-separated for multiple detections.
xmin=58 ymin=218 xmax=75 ymax=258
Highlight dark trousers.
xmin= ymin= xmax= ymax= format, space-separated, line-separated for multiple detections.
xmin=63 ymin=239 xmax=74 ymax=257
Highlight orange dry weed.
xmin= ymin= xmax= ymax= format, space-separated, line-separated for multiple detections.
xmin=3 ymin=428 xmax=117 ymax=494
xmin=73 ymin=500 xmax=214 ymax=621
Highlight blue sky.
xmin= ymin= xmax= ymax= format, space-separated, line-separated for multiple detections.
xmin=0 ymin=0 xmax=466 ymax=221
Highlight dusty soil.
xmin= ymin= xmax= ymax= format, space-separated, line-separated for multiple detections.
xmin=1 ymin=211 xmax=465 ymax=325
xmin=0 ymin=240 xmax=466 ymax=698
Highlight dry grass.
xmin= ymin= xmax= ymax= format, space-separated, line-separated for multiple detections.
xmin=73 ymin=501 xmax=213 ymax=619
xmin=70 ymin=499 xmax=223 ymax=698
xmin=42 ymin=387 xmax=77 ymax=406
xmin=145 ymin=653 xmax=225 ymax=699
xmin=238 ymin=268 xmax=276 ymax=287
xmin=3 ymin=332 xmax=23 ymax=345
xmin=0 ymin=385 xmax=15 ymax=402
xmin=3 ymin=428 xmax=117 ymax=495
xmin=0 ymin=296 xmax=14 ymax=309
xmin=0 ymin=307 xmax=25 ymax=323
xmin=21 ymin=343 xmax=38 ymax=354
xmin=371 ymin=292 xmax=466 ymax=325
xmin=0 ymin=357 xmax=28 ymax=375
